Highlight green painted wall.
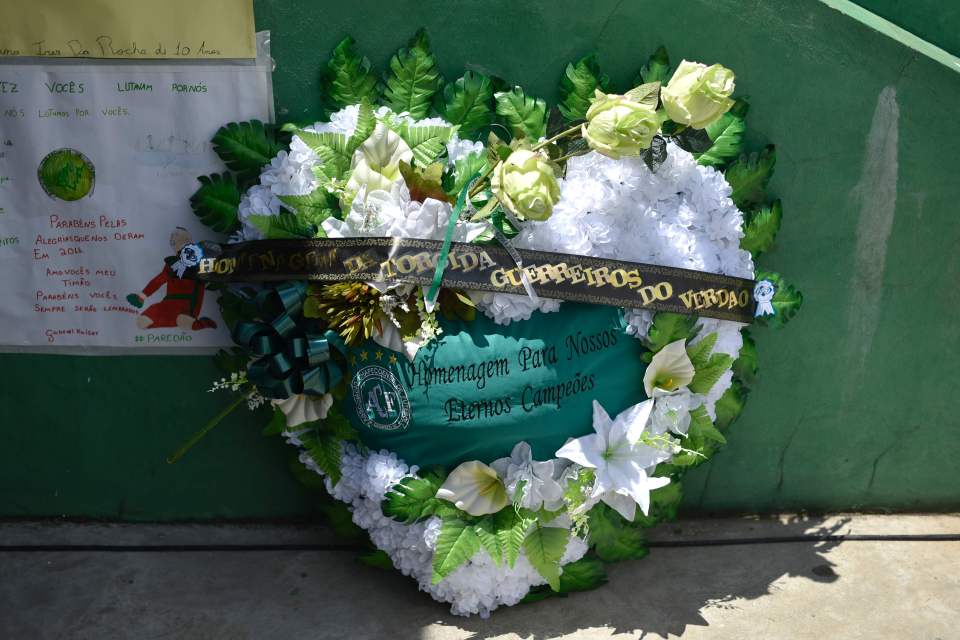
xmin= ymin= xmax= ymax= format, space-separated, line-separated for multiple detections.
xmin=2 ymin=0 xmax=958 ymax=520
xmin=854 ymin=0 xmax=960 ymax=57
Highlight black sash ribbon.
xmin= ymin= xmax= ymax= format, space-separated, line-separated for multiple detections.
xmin=198 ymin=238 xmax=759 ymax=323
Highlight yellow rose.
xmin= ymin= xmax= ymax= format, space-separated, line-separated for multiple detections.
xmin=491 ymin=149 xmax=560 ymax=221
xmin=582 ymin=89 xmax=661 ymax=159
xmin=661 ymin=60 xmax=736 ymax=129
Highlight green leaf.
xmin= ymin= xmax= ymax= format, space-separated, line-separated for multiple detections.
xmin=262 ymin=408 xmax=286 ymax=436
xmin=358 ymin=549 xmax=393 ymax=570
xmin=323 ymin=408 xmax=360 ymax=442
xmin=287 ymin=454 xmax=328 ymax=492
xmin=495 ymin=507 xmax=534 ymax=568
xmin=715 ymin=380 xmax=748 ymax=431
xmin=741 ymin=199 xmax=783 ymax=258
xmin=474 ymin=517 xmax=503 ymax=566
xmin=303 ymin=432 xmax=344 ymax=484
xmin=446 ymin=151 xmax=487 ymax=198
xmin=689 ymin=345 xmax=734 ymax=395
xmin=521 ymin=556 xmax=608 ymax=603
xmin=624 ymin=81 xmax=661 ymax=110
xmin=395 ymin=123 xmax=454 ymax=167
xmin=215 ymin=286 xmax=260 ymax=332
xmin=732 ymin=330 xmax=758 ymax=385
xmin=321 ymin=36 xmax=380 ymax=115
xmin=689 ymin=405 xmax=726 ymax=444
xmin=644 ymin=312 xmax=698 ymax=362
xmin=212 ymin=120 xmax=287 ymax=183
xmin=686 ymin=332 xmax=719 ymax=370
xmin=495 ymin=87 xmax=547 ymax=140
xmin=190 ymin=173 xmax=241 ymax=233
xmin=347 ymin=99 xmax=377 ymax=153
xmin=438 ymin=70 xmax=495 ymax=139
xmin=725 ymin=145 xmax=776 ymax=209
xmin=696 ymin=99 xmax=748 ymax=168
xmin=558 ymin=54 xmax=610 ymax=122
xmin=383 ymin=29 xmax=443 ymax=120
xmin=278 ymin=191 xmax=336 ymax=230
xmin=382 ymin=468 xmax=446 ymax=524
xmin=317 ymin=499 xmax=366 ymax=541
xmin=523 ymin=523 xmax=570 ymax=591
xmin=587 ymin=503 xmax=648 ymax=562
xmin=432 ymin=516 xmax=482 ymax=583
xmin=754 ymin=270 xmax=803 ymax=327
xmin=636 ymin=45 xmax=671 ymax=85
xmin=247 ymin=213 xmax=316 ymax=239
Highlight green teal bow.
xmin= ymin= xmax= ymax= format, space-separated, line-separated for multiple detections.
xmin=232 ymin=281 xmax=346 ymax=400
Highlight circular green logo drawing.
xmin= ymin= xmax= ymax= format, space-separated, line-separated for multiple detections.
xmin=351 ymin=365 xmax=411 ymax=432
xmin=37 ymin=148 xmax=95 ymax=201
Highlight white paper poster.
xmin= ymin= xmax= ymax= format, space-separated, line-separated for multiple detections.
xmin=0 ymin=37 xmax=273 ymax=352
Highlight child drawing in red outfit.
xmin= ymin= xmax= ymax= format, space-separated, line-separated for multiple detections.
xmin=128 ymin=227 xmax=218 ymax=331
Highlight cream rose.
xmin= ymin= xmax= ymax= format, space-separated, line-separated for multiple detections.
xmin=661 ymin=60 xmax=736 ymax=129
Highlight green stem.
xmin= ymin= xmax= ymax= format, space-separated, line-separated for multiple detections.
xmin=532 ymin=123 xmax=583 ymax=150
xmin=553 ymin=149 xmax=591 ymax=164
xmin=467 ymin=164 xmax=496 ymax=198
xmin=166 ymin=393 xmax=248 ymax=464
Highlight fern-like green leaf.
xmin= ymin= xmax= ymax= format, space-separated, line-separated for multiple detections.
xmin=473 ymin=517 xmax=503 ymax=566
xmin=446 ymin=151 xmax=487 ymax=198
xmin=321 ymin=36 xmax=380 ymax=115
xmin=741 ymin=199 xmax=783 ymax=257
xmin=438 ymin=70 xmax=495 ymax=139
xmin=397 ymin=123 xmax=454 ymax=167
xmin=303 ymin=433 xmax=344 ymax=485
xmin=714 ymin=380 xmax=748 ymax=430
xmin=495 ymin=507 xmax=534 ymax=568
xmin=688 ymin=339 xmax=734 ymax=395
xmin=643 ymin=312 xmax=698 ymax=362
xmin=383 ymin=29 xmax=443 ymax=120
xmin=696 ymin=100 xmax=748 ymax=168
xmin=190 ymin=173 xmax=241 ymax=233
xmin=211 ymin=120 xmax=287 ymax=183
xmin=278 ymin=191 xmax=335 ymax=231
xmin=523 ymin=523 xmax=570 ymax=591
xmin=432 ymin=516 xmax=482 ymax=583
xmin=636 ymin=45 xmax=671 ymax=85
xmin=558 ymin=54 xmax=610 ymax=122
xmin=732 ymin=330 xmax=758 ymax=385
xmin=347 ymin=99 xmax=377 ymax=153
xmin=725 ymin=145 xmax=776 ymax=209
xmin=495 ymin=87 xmax=547 ymax=140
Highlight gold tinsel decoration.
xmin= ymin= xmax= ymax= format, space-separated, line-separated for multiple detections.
xmin=306 ymin=282 xmax=382 ymax=346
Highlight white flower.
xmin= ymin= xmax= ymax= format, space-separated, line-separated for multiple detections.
xmin=343 ymin=123 xmax=413 ymax=203
xmin=468 ymin=290 xmax=561 ymax=325
xmin=556 ymin=400 xmax=671 ymax=520
xmin=490 ymin=442 xmax=565 ymax=511
xmin=643 ymin=339 xmax=695 ymax=396
xmin=236 ymin=185 xmax=282 ymax=241
xmin=436 ymin=461 xmax=509 ymax=516
xmin=649 ymin=387 xmax=696 ymax=436
xmin=272 ymin=393 xmax=333 ymax=427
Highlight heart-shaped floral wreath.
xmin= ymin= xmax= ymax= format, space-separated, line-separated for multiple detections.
xmin=178 ymin=31 xmax=802 ymax=616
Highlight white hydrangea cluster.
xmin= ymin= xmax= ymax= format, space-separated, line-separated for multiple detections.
xmin=300 ymin=443 xmax=587 ymax=617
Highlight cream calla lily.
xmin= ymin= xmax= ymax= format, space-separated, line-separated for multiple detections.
xmin=343 ymin=123 xmax=413 ymax=205
xmin=643 ymin=339 xmax=695 ymax=396
xmin=436 ymin=460 xmax=509 ymax=516
xmin=272 ymin=393 xmax=334 ymax=427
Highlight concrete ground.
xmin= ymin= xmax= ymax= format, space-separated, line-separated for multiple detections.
xmin=1 ymin=514 xmax=957 ymax=640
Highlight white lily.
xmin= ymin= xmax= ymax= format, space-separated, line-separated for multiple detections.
xmin=436 ymin=460 xmax=509 ymax=516
xmin=556 ymin=400 xmax=672 ymax=520
xmin=490 ymin=442 xmax=565 ymax=511
xmin=643 ymin=338 xmax=695 ymax=396
xmin=272 ymin=393 xmax=333 ymax=427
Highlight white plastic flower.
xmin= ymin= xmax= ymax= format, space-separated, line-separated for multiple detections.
xmin=272 ymin=393 xmax=333 ymax=427
xmin=643 ymin=338 xmax=695 ymax=396
xmin=236 ymin=184 xmax=282 ymax=241
xmin=436 ymin=461 xmax=509 ymax=516
xmin=490 ymin=442 xmax=565 ymax=511
xmin=344 ymin=123 xmax=413 ymax=202
xmin=556 ymin=400 xmax=671 ymax=520
xmin=649 ymin=387 xmax=696 ymax=436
